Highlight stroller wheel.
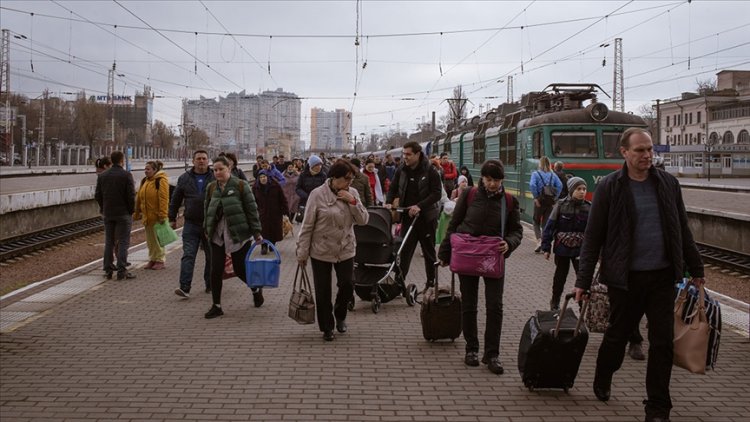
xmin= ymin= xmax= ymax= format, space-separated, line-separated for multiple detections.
xmin=371 ymin=296 xmax=381 ymax=314
xmin=405 ymin=283 xmax=417 ymax=306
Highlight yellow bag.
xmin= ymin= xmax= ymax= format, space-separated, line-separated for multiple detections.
xmin=673 ymin=283 xmax=710 ymax=374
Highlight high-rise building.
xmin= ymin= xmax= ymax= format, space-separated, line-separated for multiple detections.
xmin=310 ymin=108 xmax=351 ymax=151
xmin=182 ymin=88 xmax=301 ymax=157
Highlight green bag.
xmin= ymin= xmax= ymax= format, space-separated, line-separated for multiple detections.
xmin=154 ymin=220 xmax=179 ymax=247
xmin=435 ymin=211 xmax=451 ymax=245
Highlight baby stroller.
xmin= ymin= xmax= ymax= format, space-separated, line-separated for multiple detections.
xmin=351 ymin=207 xmax=419 ymax=313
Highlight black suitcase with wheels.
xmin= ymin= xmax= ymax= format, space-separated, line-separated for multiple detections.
xmin=517 ymin=293 xmax=589 ymax=392
xmin=420 ymin=268 xmax=462 ymax=341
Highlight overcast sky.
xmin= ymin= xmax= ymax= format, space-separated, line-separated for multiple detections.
xmin=3 ymin=0 xmax=749 ymax=144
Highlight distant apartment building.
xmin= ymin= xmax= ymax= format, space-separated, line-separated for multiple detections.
xmin=88 ymin=86 xmax=154 ymax=147
xmin=182 ymin=88 xmax=301 ymax=157
xmin=310 ymin=108 xmax=351 ymax=151
xmin=655 ymin=70 xmax=749 ymax=177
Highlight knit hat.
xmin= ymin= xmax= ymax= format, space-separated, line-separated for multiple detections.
xmin=457 ymin=175 xmax=468 ymax=185
xmin=308 ymin=154 xmax=323 ymax=168
xmin=567 ymin=176 xmax=586 ymax=194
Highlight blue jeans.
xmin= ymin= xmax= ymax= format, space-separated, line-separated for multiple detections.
xmin=103 ymin=215 xmax=132 ymax=274
xmin=179 ymin=221 xmax=211 ymax=293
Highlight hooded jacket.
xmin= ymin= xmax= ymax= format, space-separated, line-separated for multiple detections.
xmin=134 ymin=170 xmax=170 ymax=226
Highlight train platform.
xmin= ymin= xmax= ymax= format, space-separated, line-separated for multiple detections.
xmin=1 ymin=224 xmax=748 ymax=421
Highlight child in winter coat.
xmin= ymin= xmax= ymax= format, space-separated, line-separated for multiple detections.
xmin=541 ymin=176 xmax=590 ymax=310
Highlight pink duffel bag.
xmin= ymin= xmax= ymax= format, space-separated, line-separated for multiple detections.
xmin=449 ymin=233 xmax=504 ymax=278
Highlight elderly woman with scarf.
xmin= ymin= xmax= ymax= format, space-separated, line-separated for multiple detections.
xmin=281 ymin=162 xmax=300 ymax=219
xmin=253 ymin=169 xmax=289 ymax=254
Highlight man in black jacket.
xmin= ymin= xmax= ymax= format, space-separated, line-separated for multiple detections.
xmin=574 ymin=128 xmax=705 ymax=422
xmin=386 ymin=141 xmax=442 ymax=288
xmin=95 ymin=150 xmax=136 ymax=280
xmin=170 ymin=150 xmax=215 ymax=298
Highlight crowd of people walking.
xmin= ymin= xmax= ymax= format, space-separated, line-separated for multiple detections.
xmin=93 ymin=127 xmax=704 ymax=422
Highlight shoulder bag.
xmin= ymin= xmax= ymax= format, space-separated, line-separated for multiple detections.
xmin=289 ymin=264 xmax=316 ymax=324
xmin=449 ymin=188 xmax=511 ymax=279
xmin=673 ymin=281 xmax=710 ymax=374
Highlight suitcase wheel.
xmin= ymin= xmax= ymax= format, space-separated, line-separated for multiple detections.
xmin=405 ymin=283 xmax=417 ymax=306
xmin=371 ymin=296 xmax=381 ymax=314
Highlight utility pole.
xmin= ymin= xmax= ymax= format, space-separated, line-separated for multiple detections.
xmin=1 ymin=29 xmax=11 ymax=159
xmin=108 ymin=63 xmax=115 ymax=144
xmin=613 ymin=38 xmax=624 ymax=112
xmin=507 ymin=75 xmax=514 ymax=104
xmin=38 ymin=89 xmax=47 ymax=166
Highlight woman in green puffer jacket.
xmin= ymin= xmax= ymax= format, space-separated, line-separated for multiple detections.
xmin=203 ymin=156 xmax=263 ymax=319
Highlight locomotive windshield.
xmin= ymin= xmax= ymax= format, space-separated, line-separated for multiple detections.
xmin=551 ymin=131 xmax=598 ymax=158
xmin=603 ymin=132 xmax=622 ymax=158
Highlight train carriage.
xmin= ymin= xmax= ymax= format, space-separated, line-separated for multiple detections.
xmin=448 ymin=83 xmax=647 ymax=222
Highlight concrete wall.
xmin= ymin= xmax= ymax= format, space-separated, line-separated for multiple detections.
xmin=1 ymin=200 xmax=101 ymax=241
xmin=686 ymin=207 xmax=750 ymax=254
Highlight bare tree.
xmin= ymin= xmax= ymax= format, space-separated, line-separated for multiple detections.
xmin=151 ymin=120 xmax=175 ymax=150
xmin=73 ymin=94 xmax=107 ymax=159
xmin=696 ymin=78 xmax=717 ymax=95
xmin=637 ymin=103 xmax=657 ymax=135
xmin=187 ymin=127 xmax=210 ymax=150
xmin=447 ymin=85 xmax=469 ymax=127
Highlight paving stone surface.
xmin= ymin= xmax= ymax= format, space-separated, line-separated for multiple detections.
xmin=1 ymin=225 xmax=748 ymax=421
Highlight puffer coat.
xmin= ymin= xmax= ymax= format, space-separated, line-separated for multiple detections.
xmin=134 ymin=170 xmax=169 ymax=226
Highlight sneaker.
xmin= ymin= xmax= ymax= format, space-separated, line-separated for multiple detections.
xmin=144 ymin=261 xmax=155 ymax=270
xmin=323 ymin=330 xmax=335 ymax=341
xmin=204 ymin=305 xmax=224 ymax=319
xmin=205 ymin=286 xmax=212 ymax=294
xmin=628 ymin=342 xmax=646 ymax=361
xmin=534 ymin=246 xmax=542 ymax=254
xmin=151 ymin=262 xmax=165 ymax=270
xmin=253 ymin=290 xmax=265 ymax=308
xmin=174 ymin=288 xmax=190 ymax=299
xmin=117 ymin=271 xmax=136 ymax=280
xmin=104 ymin=271 xmax=113 ymax=280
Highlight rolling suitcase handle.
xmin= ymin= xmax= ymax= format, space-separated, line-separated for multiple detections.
xmin=552 ymin=292 xmax=589 ymax=338
xmin=430 ymin=262 xmax=457 ymax=304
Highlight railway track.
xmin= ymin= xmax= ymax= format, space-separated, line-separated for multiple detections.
xmin=0 ymin=217 xmax=104 ymax=262
xmin=697 ymin=243 xmax=750 ymax=276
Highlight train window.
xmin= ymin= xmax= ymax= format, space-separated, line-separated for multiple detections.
xmin=603 ymin=132 xmax=622 ymax=158
xmin=532 ymin=131 xmax=543 ymax=158
xmin=507 ymin=131 xmax=517 ymax=166
xmin=474 ymin=136 xmax=486 ymax=164
xmin=551 ymin=131 xmax=598 ymax=158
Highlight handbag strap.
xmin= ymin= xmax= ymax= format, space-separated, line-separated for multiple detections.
xmin=293 ymin=263 xmax=312 ymax=293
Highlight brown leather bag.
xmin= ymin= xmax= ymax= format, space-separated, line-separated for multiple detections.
xmin=673 ymin=283 xmax=710 ymax=374
xmin=289 ymin=264 xmax=316 ymax=325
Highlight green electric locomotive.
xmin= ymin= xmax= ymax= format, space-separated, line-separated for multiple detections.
xmin=434 ymin=83 xmax=647 ymax=222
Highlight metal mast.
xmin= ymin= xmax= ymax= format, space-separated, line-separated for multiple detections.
xmin=613 ymin=38 xmax=624 ymax=112
xmin=507 ymin=75 xmax=514 ymax=103
xmin=1 ymin=29 xmax=11 ymax=153
xmin=108 ymin=63 xmax=115 ymax=144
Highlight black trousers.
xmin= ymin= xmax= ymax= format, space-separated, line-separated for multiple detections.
xmin=595 ymin=268 xmax=675 ymax=419
xmin=458 ymin=274 xmax=505 ymax=360
xmin=208 ymin=241 xmax=253 ymax=306
xmin=310 ymin=257 xmax=354 ymax=333
xmin=552 ymin=255 xmax=580 ymax=303
xmin=399 ymin=216 xmax=438 ymax=286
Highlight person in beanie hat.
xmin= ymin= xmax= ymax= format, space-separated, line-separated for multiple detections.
xmin=295 ymin=155 xmax=327 ymax=208
xmin=540 ymin=176 xmax=590 ymax=310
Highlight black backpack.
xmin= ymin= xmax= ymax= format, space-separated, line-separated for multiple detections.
xmin=537 ymin=171 xmax=557 ymax=207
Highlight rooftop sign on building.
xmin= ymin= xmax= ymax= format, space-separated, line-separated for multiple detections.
xmin=89 ymin=95 xmax=133 ymax=105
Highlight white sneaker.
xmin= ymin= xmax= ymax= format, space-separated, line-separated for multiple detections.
xmin=174 ymin=288 xmax=190 ymax=299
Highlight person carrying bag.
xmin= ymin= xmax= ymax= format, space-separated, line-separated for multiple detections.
xmin=437 ymin=160 xmax=523 ymax=375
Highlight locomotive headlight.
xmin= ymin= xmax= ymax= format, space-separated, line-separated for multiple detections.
xmin=586 ymin=102 xmax=609 ymax=121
